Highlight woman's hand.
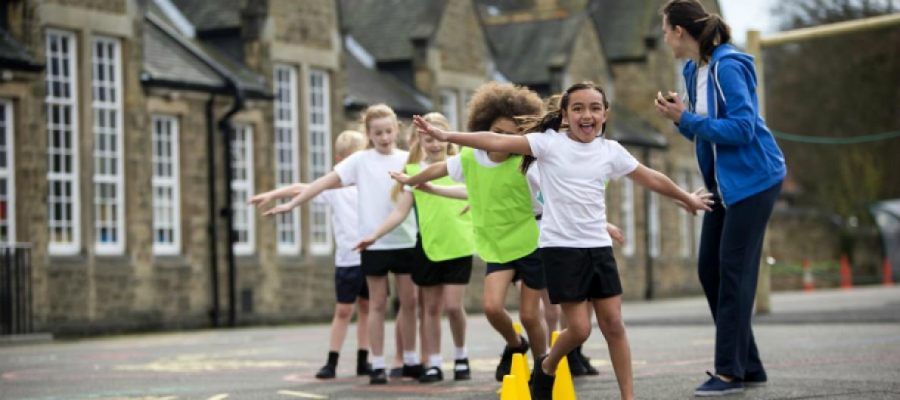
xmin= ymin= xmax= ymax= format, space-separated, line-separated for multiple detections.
xmin=413 ymin=115 xmax=450 ymax=141
xmin=654 ymin=91 xmax=686 ymax=123
xmin=353 ymin=236 xmax=377 ymax=252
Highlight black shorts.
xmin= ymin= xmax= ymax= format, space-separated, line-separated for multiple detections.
xmin=541 ymin=247 xmax=623 ymax=304
xmin=411 ymin=236 xmax=473 ymax=287
xmin=485 ymin=248 xmax=546 ymax=290
xmin=334 ymin=266 xmax=369 ymax=304
xmin=361 ymin=248 xmax=415 ymax=276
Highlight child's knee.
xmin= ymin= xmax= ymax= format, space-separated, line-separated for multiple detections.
xmin=482 ymin=298 xmax=504 ymax=318
xmin=598 ymin=315 xmax=626 ymax=339
xmin=335 ymin=304 xmax=354 ymax=320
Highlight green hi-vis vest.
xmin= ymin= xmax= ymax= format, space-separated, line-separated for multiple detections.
xmin=406 ymin=163 xmax=474 ymax=262
xmin=459 ymin=148 xmax=538 ymax=264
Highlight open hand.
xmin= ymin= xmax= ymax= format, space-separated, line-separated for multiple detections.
xmin=677 ymin=187 xmax=714 ymax=216
xmin=353 ymin=236 xmax=376 ymax=252
xmin=413 ymin=115 xmax=450 ymax=141
xmin=389 ymin=171 xmax=412 ymax=185
xmin=262 ymin=202 xmax=296 ymax=216
xmin=654 ymin=91 xmax=686 ymax=123
xmin=248 ymin=193 xmax=275 ymax=208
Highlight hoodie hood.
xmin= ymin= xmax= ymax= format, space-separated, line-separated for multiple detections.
xmin=710 ymin=44 xmax=757 ymax=88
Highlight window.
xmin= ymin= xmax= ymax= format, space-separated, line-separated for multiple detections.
xmin=440 ymin=89 xmax=459 ymax=131
xmin=649 ymin=191 xmax=660 ymax=258
xmin=92 ymin=36 xmax=125 ymax=254
xmin=678 ymin=171 xmax=691 ymax=257
xmin=273 ymin=64 xmax=301 ymax=254
xmin=151 ymin=116 xmax=180 ymax=255
xmin=621 ymin=178 xmax=635 ymax=256
xmin=231 ymin=124 xmax=255 ymax=255
xmin=307 ymin=69 xmax=332 ymax=254
xmin=0 ymin=100 xmax=14 ymax=243
xmin=46 ymin=30 xmax=81 ymax=255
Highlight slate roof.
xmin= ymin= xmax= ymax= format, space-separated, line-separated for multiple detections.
xmin=0 ymin=28 xmax=42 ymax=71
xmin=344 ymin=49 xmax=430 ymax=116
xmin=607 ymin=104 xmax=668 ymax=149
xmin=170 ymin=0 xmax=241 ymax=31
xmin=484 ymin=14 xmax=585 ymax=85
xmin=339 ymin=0 xmax=445 ymax=62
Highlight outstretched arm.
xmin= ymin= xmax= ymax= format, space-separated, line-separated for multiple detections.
xmin=248 ymin=183 xmax=309 ymax=209
xmin=353 ymin=192 xmax=414 ymax=251
xmin=263 ymin=171 xmax=342 ymax=216
xmin=413 ymin=115 xmax=532 ymax=155
xmin=627 ymin=165 xmax=713 ymax=215
xmin=415 ymin=182 xmax=468 ymax=200
xmin=390 ymin=161 xmax=450 ymax=187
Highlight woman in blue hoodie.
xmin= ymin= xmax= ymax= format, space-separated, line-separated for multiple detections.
xmin=655 ymin=0 xmax=786 ymax=396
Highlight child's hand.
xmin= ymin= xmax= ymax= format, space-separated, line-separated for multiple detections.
xmin=389 ymin=171 xmax=412 ymax=185
xmin=459 ymin=204 xmax=470 ymax=216
xmin=607 ymin=223 xmax=625 ymax=245
xmin=262 ymin=202 xmax=296 ymax=216
xmin=248 ymin=192 xmax=274 ymax=208
xmin=353 ymin=236 xmax=376 ymax=252
xmin=679 ymin=187 xmax=714 ymax=216
xmin=413 ymin=115 xmax=449 ymax=141
xmin=654 ymin=91 xmax=686 ymax=123
xmin=414 ymin=182 xmax=435 ymax=193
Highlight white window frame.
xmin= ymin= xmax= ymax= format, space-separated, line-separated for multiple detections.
xmin=151 ymin=115 xmax=181 ymax=255
xmin=231 ymin=124 xmax=255 ymax=255
xmin=307 ymin=68 xmax=333 ymax=255
xmin=621 ymin=178 xmax=635 ymax=256
xmin=273 ymin=64 xmax=301 ymax=255
xmin=677 ymin=171 xmax=691 ymax=258
xmin=649 ymin=191 xmax=660 ymax=258
xmin=440 ymin=89 xmax=459 ymax=131
xmin=92 ymin=36 xmax=125 ymax=255
xmin=0 ymin=100 xmax=15 ymax=244
xmin=46 ymin=29 xmax=81 ymax=255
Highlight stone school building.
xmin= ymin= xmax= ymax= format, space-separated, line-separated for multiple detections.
xmin=1 ymin=0 xmax=728 ymax=335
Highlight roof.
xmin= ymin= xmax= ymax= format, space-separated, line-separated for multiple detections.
xmin=484 ymin=15 xmax=585 ymax=85
xmin=606 ymin=105 xmax=668 ymax=149
xmin=0 ymin=28 xmax=42 ymax=71
xmin=170 ymin=0 xmax=241 ymax=31
xmin=344 ymin=49 xmax=430 ymax=116
xmin=339 ymin=0 xmax=445 ymax=62
xmin=474 ymin=0 xmax=536 ymax=12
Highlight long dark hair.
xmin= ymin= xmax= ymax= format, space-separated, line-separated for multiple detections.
xmin=661 ymin=0 xmax=731 ymax=64
xmin=519 ymin=82 xmax=609 ymax=173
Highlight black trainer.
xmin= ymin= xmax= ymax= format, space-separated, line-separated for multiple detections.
xmin=495 ymin=335 xmax=530 ymax=382
xmin=315 ymin=364 xmax=337 ymax=379
xmin=419 ymin=366 xmax=443 ymax=383
xmin=580 ymin=350 xmax=600 ymax=376
xmin=454 ymin=358 xmax=472 ymax=381
xmin=402 ymin=363 xmax=424 ymax=379
xmin=568 ymin=348 xmax=588 ymax=376
xmin=531 ymin=355 xmax=555 ymax=400
xmin=369 ymin=368 xmax=388 ymax=385
xmin=357 ymin=361 xmax=372 ymax=376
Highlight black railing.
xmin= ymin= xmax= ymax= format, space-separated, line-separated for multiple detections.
xmin=1 ymin=244 xmax=32 ymax=335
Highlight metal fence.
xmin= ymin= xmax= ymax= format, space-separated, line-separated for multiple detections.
xmin=1 ymin=244 xmax=33 ymax=335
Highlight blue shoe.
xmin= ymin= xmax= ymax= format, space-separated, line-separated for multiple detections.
xmin=695 ymin=372 xmax=744 ymax=397
xmin=744 ymin=369 xmax=768 ymax=388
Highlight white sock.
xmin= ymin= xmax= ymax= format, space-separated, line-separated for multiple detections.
xmin=455 ymin=346 xmax=468 ymax=360
xmin=371 ymin=356 xmax=386 ymax=370
xmin=429 ymin=354 xmax=443 ymax=369
xmin=403 ymin=351 xmax=419 ymax=365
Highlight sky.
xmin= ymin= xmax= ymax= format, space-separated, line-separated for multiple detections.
xmin=718 ymin=0 xmax=779 ymax=46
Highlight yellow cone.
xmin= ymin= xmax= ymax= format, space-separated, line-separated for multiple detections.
xmin=512 ymin=354 xmax=533 ymax=400
xmin=499 ymin=375 xmax=521 ymax=400
xmin=551 ymin=330 xmax=560 ymax=346
xmin=548 ymin=330 xmax=577 ymax=399
xmin=513 ymin=322 xmax=531 ymax=381
xmin=513 ymin=321 xmax=523 ymax=335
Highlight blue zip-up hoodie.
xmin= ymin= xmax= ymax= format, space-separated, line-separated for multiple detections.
xmin=678 ymin=44 xmax=786 ymax=206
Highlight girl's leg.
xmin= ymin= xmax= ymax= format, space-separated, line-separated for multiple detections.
xmin=420 ymin=285 xmax=445 ymax=366
xmin=329 ymin=303 xmax=355 ymax=352
xmin=592 ymin=296 xmax=633 ymax=400
xmin=482 ymin=270 xmax=519 ymax=345
xmin=541 ymin=290 xmax=561 ymax=338
xmin=356 ymin=298 xmax=370 ymax=350
xmin=444 ymin=284 xmax=468 ymax=351
xmin=394 ymin=273 xmax=419 ymax=359
xmin=393 ymin=304 xmax=404 ymax=371
xmin=519 ymin=285 xmax=548 ymax=358
xmin=541 ymin=301 xmax=591 ymax=375
xmin=365 ymin=276 xmax=389 ymax=363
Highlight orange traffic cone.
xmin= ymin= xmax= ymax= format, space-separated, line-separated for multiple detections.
xmin=802 ymin=259 xmax=815 ymax=292
xmin=840 ymin=254 xmax=853 ymax=289
xmin=884 ymin=258 xmax=893 ymax=286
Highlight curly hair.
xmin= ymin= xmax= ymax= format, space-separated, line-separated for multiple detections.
xmin=465 ymin=82 xmax=544 ymax=132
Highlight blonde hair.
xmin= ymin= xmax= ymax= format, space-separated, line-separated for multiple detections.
xmin=334 ymin=130 xmax=367 ymax=158
xmin=360 ymin=103 xmax=399 ymax=148
xmin=390 ymin=112 xmax=458 ymax=201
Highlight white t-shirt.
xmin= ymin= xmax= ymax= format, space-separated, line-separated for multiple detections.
xmin=334 ymin=149 xmax=417 ymax=250
xmin=446 ymin=149 xmax=543 ymax=216
xmin=696 ymin=65 xmax=710 ymax=117
xmin=525 ymin=129 xmax=639 ymax=248
xmin=313 ymin=187 xmax=361 ymax=267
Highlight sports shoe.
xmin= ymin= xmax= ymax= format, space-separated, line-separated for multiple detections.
xmin=356 ymin=361 xmax=372 ymax=376
xmin=579 ymin=348 xmax=600 ymax=376
xmin=695 ymin=371 xmax=744 ymax=396
xmin=530 ymin=355 xmax=555 ymax=400
xmin=419 ymin=366 xmax=443 ymax=383
xmin=454 ymin=358 xmax=471 ymax=381
xmin=567 ymin=348 xmax=587 ymax=376
xmin=495 ymin=335 xmax=530 ymax=382
xmin=743 ymin=369 xmax=768 ymax=388
xmin=315 ymin=364 xmax=336 ymax=379
xmin=402 ymin=363 xmax=424 ymax=379
xmin=369 ymin=368 xmax=388 ymax=385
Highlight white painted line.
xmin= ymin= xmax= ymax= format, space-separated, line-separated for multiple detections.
xmin=278 ymin=390 xmax=328 ymax=399
xmin=208 ymin=394 xmax=229 ymax=400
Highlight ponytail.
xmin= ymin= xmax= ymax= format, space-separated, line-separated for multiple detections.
xmin=662 ymin=0 xmax=731 ymax=64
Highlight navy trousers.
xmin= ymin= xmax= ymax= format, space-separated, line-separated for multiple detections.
xmin=698 ymin=181 xmax=782 ymax=378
